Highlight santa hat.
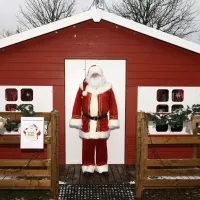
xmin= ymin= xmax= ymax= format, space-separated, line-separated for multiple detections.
xmin=87 ymin=65 xmax=103 ymax=78
xmin=82 ymin=65 xmax=103 ymax=96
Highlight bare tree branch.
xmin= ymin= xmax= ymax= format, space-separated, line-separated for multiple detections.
xmin=17 ymin=0 xmax=76 ymax=29
xmin=0 ymin=27 xmax=24 ymax=38
xmin=108 ymin=0 xmax=199 ymax=38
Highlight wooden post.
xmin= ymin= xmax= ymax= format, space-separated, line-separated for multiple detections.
xmin=51 ymin=111 xmax=59 ymax=200
xmin=192 ymin=128 xmax=200 ymax=159
xmin=135 ymin=112 xmax=144 ymax=199
xmin=56 ymin=111 xmax=60 ymax=196
xmin=47 ymin=115 xmax=52 ymax=178
xmin=142 ymin=113 xmax=148 ymax=192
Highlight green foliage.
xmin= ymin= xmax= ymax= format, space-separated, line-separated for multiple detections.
xmin=16 ymin=104 xmax=35 ymax=117
xmin=2 ymin=104 xmax=35 ymax=132
xmin=5 ymin=119 xmax=20 ymax=132
xmin=148 ymin=104 xmax=200 ymax=127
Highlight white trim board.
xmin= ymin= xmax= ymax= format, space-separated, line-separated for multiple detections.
xmin=148 ymin=176 xmax=200 ymax=180
xmin=0 ymin=8 xmax=200 ymax=54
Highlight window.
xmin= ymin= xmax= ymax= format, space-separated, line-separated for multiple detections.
xmin=137 ymin=86 xmax=198 ymax=135
xmin=172 ymin=105 xmax=183 ymax=112
xmin=21 ymin=89 xmax=33 ymax=101
xmin=0 ymin=86 xmax=52 ymax=135
xmin=157 ymin=89 xmax=169 ymax=102
xmin=172 ymin=89 xmax=184 ymax=102
xmin=171 ymin=105 xmax=184 ymax=132
xmin=156 ymin=124 xmax=168 ymax=132
xmin=156 ymin=105 xmax=168 ymax=112
xmin=156 ymin=105 xmax=169 ymax=132
xmin=171 ymin=124 xmax=183 ymax=132
xmin=156 ymin=89 xmax=185 ymax=133
xmin=5 ymin=89 xmax=18 ymax=101
xmin=5 ymin=89 xmax=33 ymax=111
xmin=5 ymin=104 xmax=17 ymax=111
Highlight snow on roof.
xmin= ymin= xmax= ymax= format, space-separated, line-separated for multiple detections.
xmin=0 ymin=8 xmax=200 ymax=54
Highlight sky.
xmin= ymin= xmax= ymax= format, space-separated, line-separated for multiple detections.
xmin=0 ymin=0 xmax=103 ymax=31
xmin=0 ymin=0 xmax=200 ymax=43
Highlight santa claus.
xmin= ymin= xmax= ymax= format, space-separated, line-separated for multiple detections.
xmin=69 ymin=65 xmax=120 ymax=176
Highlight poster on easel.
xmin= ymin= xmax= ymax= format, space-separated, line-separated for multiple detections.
xmin=20 ymin=117 xmax=44 ymax=149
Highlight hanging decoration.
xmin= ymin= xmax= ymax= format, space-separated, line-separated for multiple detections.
xmin=147 ymin=104 xmax=200 ymax=129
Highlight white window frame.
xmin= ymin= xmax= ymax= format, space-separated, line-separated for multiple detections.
xmin=137 ymin=86 xmax=200 ymax=135
xmin=0 ymin=86 xmax=53 ymax=135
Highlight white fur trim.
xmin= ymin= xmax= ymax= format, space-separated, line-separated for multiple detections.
xmin=89 ymin=119 xmax=97 ymax=133
xmin=69 ymin=118 xmax=82 ymax=128
xmin=82 ymin=165 xmax=95 ymax=173
xmin=79 ymin=130 xmax=110 ymax=139
xmin=79 ymin=82 xmax=112 ymax=95
xmin=95 ymin=165 xmax=108 ymax=173
xmin=89 ymin=92 xmax=98 ymax=133
xmin=108 ymin=119 xmax=120 ymax=128
xmin=90 ymin=92 xmax=98 ymax=116
xmin=87 ymin=65 xmax=103 ymax=78
xmin=82 ymin=91 xmax=87 ymax=96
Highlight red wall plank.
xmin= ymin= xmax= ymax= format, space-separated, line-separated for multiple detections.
xmin=0 ymin=71 xmax=64 ymax=79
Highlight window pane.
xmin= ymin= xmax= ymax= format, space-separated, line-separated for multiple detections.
xmin=171 ymin=124 xmax=183 ymax=132
xmin=21 ymin=89 xmax=33 ymax=101
xmin=5 ymin=104 xmax=17 ymax=111
xmin=5 ymin=89 xmax=18 ymax=101
xmin=156 ymin=124 xmax=168 ymax=132
xmin=156 ymin=104 xmax=169 ymax=132
xmin=172 ymin=89 xmax=184 ymax=102
xmin=172 ymin=105 xmax=183 ymax=112
xmin=157 ymin=89 xmax=169 ymax=102
xmin=157 ymin=105 xmax=168 ymax=112
xmin=171 ymin=105 xmax=184 ymax=132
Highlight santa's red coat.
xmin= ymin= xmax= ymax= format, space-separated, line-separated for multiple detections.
xmin=69 ymin=82 xmax=119 ymax=139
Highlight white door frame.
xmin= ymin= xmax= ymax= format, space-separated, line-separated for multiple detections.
xmin=65 ymin=59 xmax=126 ymax=164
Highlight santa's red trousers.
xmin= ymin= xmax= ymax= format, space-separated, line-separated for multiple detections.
xmin=82 ymin=139 xmax=107 ymax=167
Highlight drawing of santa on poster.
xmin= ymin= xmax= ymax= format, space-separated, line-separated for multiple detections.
xmin=20 ymin=117 xmax=44 ymax=149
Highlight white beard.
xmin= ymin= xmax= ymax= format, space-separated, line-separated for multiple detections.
xmin=87 ymin=75 xmax=106 ymax=89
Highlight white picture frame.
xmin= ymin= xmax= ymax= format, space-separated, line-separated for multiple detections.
xmin=20 ymin=117 xmax=44 ymax=149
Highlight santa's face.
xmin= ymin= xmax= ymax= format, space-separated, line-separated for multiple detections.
xmin=91 ymin=73 xmax=99 ymax=78
xmin=88 ymin=73 xmax=106 ymax=88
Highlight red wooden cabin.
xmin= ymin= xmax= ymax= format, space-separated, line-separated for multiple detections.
xmin=0 ymin=9 xmax=200 ymax=165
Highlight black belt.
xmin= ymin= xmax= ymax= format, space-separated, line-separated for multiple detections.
xmin=83 ymin=112 xmax=108 ymax=121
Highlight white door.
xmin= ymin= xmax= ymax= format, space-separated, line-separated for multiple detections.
xmin=65 ymin=59 xmax=126 ymax=164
